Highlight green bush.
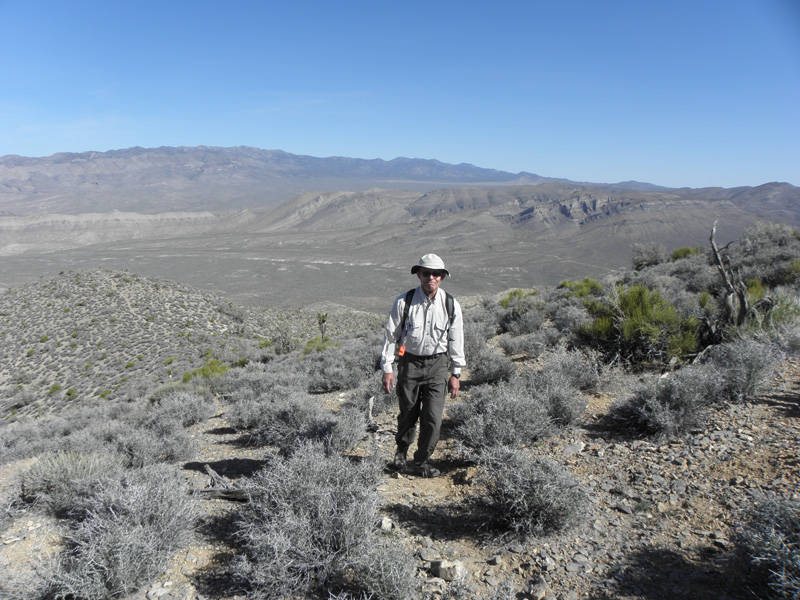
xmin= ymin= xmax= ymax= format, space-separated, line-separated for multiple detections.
xmin=558 ymin=276 xmax=603 ymax=298
xmin=477 ymin=445 xmax=589 ymax=536
xmin=671 ymin=246 xmax=702 ymax=261
xmin=499 ymin=288 xmax=536 ymax=309
xmin=580 ymin=284 xmax=700 ymax=365
xmin=301 ymin=335 xmax=339 ymax=355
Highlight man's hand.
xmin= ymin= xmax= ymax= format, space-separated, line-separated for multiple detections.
xmin=382 ymin=372 xmax=395 ymax=395
xmin=448 ymin=375 xmax=460 ymax=399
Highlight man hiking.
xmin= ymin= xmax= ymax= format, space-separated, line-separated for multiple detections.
xmin=381 ymin=254 xmax=465 ymax=477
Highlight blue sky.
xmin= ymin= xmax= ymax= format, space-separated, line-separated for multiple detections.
xmin=1 ymin=0 xmax=798 ymax=188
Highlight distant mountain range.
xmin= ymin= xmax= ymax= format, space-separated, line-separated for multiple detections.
xmin=0 ymin=146 xmax=555 ymax=215
xmin=0 ymin=146 xmax=798 ymax=310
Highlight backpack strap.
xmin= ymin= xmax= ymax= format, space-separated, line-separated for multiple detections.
xmin=445 ymin=291 xmax=455 ymax=326
xmin=400 ymin=288 xmax=415 ymax=333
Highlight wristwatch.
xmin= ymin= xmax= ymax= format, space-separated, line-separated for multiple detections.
xmin=451 ymin=373 xmax=460 ymax=379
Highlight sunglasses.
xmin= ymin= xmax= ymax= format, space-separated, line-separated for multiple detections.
xmin=419 ymin=269 xmax=445 ymax=279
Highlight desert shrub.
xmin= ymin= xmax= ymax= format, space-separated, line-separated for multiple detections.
xmin=739 ymin=494 xmax=800 ymax=599
xmin=232 ymin=443 xmax=382 ymax=599
xmin=605 ymin=364 xmax=719 ymax=439
xmin=95 ymin=417 xmax=197 ymax=467
xmin=498 ymin=294 xmax=543 ymax=334
xmin=226 ymin=388 xmax=334 ymax=452
xmin=536 ymin=346 xmax=599 ymax=392
xmin=464 ymin=296 xmax=503 ymax=331
xmin=467 ymin=346 xmax=515 ymax=385
xmin=305 ymin=333 xmax=380 ymax=393
xmin=631 ymin=242 xmax=669 ymax=270
xmin=44 ymin=464 xmax=196 ymax=600
xmin=507 ymin=306 xmax=545 ymax=336
xmin=349 ymin=376 xmax=396 ymax=419
xmin=703 ymin=336 xmax=784 ymax=403
xmin=327 ymin=403 xmax=367 ymax=454
xmin=671 ymin=246 xmax=702 ymax=261
xmin=351 ymin=539 xmax=421 ymax=600
xmin=499 ymin=330 xmax=551 ymax=358
xmin=557 ymin=276 xmax=603 ymax=298
xmin=515 ymin=349 xmax=594 ymax=426
xmin=19 ymin=450 xmax=125 ymax=518
xmin=580 ymin=284 xmax=700 ymax=366
xmin=463 ymin=318 xmax=496 ymax=362
xmin=777 ymin=322 xmax=800 ymax=357
xmin=551 ymin=303 xmax=592 ymax=336
xmin=625 ymin=250 xmax=718 ymax=295
xmin=477 ymin=445 xmax=589 ymax=536
xmin=214 ymin=359 xmax=307 ymax=399
xmin=770 ymin=288 xmax=800 ymax=329
xmin=271 ymin=320 xmax=300 ymax=355
xmin=449 ymin=381 xmax=553 ymax=451
xmin=149 ymin=389 xmax=215 ymax=427
xmin=731 ymin=221 xmax=800 ymax=287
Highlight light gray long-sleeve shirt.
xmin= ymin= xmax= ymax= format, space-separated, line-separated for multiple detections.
xmin=380 ymin=286 xmax=465 ymax=376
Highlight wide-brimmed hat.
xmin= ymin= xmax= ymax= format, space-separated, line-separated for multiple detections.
xmin=411 ymin=253 xmax=450 ymax=277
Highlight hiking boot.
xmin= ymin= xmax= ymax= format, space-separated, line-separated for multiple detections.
xmin=415 ymin=461 xmax=441 ymax=478
xmin=390 ymin=450 xmax=407 ymax=470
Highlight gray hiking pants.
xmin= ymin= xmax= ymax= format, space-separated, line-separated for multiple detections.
xmin=395 ymin=352 xmax=449 ymax=463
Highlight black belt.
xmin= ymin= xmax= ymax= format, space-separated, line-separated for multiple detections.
xmin=404 ymin=352 xmax=445 ymax=360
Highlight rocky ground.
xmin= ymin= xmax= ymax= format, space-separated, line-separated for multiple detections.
xmin=1 ymin=270 xmax=798 ymax=600
xmin=4 ymin=361 xmax=790 ymax=600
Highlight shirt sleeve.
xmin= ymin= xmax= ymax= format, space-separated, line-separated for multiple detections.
xmin=448 ymin=299 xmax=466 ymax=376
xmin=380 ymin=294 xmax=404 ymax=373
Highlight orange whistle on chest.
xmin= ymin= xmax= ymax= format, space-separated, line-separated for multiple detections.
xmin=398 ymin=345 xmax=406 ymax=356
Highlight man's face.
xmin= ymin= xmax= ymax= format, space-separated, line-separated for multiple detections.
xmin=417 ymin=269 xmax=445 ymax=296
